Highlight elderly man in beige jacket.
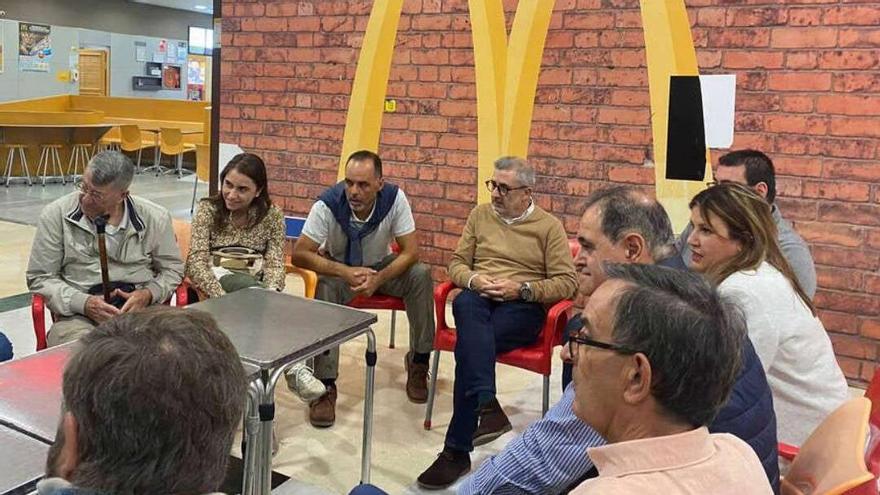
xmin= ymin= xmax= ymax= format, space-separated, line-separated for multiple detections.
xmin=27 ymin=151 xmax=183 ymax=346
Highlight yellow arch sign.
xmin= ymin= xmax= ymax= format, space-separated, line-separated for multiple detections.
xmin=337 ymin=0 xmax=708 ymax=229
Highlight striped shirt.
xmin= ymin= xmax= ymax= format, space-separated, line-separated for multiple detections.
xmin=458 ymin=384 xmax=604 ymax=494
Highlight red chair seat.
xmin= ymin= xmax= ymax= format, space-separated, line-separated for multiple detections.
xmin=349 ymin=294 xmax=406 ymax=311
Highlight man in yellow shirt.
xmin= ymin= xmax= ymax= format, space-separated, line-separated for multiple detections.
xmin=417 ymin=156 xmax=577 ymax=490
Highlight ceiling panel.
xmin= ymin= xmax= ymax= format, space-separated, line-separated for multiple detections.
xmin=129 ymin=0 xmax=213 ymax=15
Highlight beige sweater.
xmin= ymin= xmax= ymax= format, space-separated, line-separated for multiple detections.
xmin=448 ymin=203 xmax=577 ymax=303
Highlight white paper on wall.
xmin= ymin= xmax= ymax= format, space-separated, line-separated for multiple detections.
xmin=699 ymin=74 xmax=736 ymax=149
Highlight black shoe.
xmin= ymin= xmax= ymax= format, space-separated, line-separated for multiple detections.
xmin=417 ymin=447 xmax=471 ymax=490
xmin=472 ymin=398 xmax=512 ymax=447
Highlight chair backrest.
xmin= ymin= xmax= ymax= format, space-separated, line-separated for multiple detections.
xmin=865 ymin=368 xmax=880 ymax=427
xmin=171 ymin=218 xmax=192 ymax=261
xmin=118 ymin=125 xmax=143 ymax=152
xmin=782 ymin=397 xmax=874 ymax=495
xmin=159 ymin=127 xmax=184 ymax=155
xmin=284 ymin=216 xmax=307 ymax=239
xmin=568 ymin=238 xmax=580 ymax=259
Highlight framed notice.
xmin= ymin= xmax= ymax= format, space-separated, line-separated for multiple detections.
xmin=19 ymin=22 xmax=52 ymax=72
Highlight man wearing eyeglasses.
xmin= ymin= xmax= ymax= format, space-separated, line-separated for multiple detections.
xmin=417 ymin=156 xmax=577 ymax=490
xmin=566 ymin=264 xmax=772 ymax=494
xmin=676 ymin=149 xmax=816 ymax=298
xmin=27 ymin=151 xmax=183 ymax=346
xmin=459 ymin=186 xmax=778 ymax=494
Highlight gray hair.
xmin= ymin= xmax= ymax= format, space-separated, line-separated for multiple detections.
xmin=603 ymin=263 xmax=745 ymax=427
xmin=494 ymin=156 xmax=536 ymax=187
xmin=51 ymin=306 xmax=247 ymax=494
xmin=86 ymin=151 xmax=135 ymax=190
xmin=583 ymin=186 xmax=675 ymax=261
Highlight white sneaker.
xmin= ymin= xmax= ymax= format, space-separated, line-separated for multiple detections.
xmin=285 ymin=363 xmax=326 ymax=402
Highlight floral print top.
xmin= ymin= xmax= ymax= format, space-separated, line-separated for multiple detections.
xmin=186 ymin=200 xmax=286 ymax=298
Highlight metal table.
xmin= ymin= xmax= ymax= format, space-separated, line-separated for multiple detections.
xmin=188 ymin=288 xmax=378 ymax=495
xmin=0 ymin=425 xmax=49 ymax=495
xmin=0 ymin=344 xmax=72 ymax=444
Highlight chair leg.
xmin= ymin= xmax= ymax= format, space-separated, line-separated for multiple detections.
xmin=190 ymin=171 xmax=199 ymax=215
xmin=136 ymin=148 xmax=142 ymax=174
xmin=52 ymin=147 xmax=65 ymax=185
xmin=389 ymin=310 xmax=396 ymax=349
xmin=542 ymin=374 xmax=550 ymax=417
xmin=19 ymin=147 xmax=32 ymax=186
xmin=38 ymin=147 xmax=49 ymax=186
xmin=177 ymin=153 xmax=183 ymax=178
xmin=3 ymin=149 xmax=12 ymax=187
xmin=424 ymin=350 xmax=442 ymax=430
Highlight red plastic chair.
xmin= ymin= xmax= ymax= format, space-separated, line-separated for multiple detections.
xmin=423 ymin=238 xmax=580 ymax=430
xmin=348 ymin=243 xmax=406 ymax=349
xmin=779 ymin=368 xmax=880 ymax=495
xmin=32 ymin=286 xmax=188 ymax=351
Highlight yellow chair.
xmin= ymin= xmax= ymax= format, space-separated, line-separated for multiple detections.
xmin=190 ymin=144 xmax=210 ymax=214
xmin=96 ymin=127 xmax=121 ymax=153
xmin=782 ymin=397 xmax=874 ymax=495
xmin=118 ymin=125 xmax=155 ymax=173
xmin=158 ymin=128 xmax=196 ymax=178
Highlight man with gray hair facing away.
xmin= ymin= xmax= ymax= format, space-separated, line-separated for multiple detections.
xmin=39 ymin=306 xmax=246 ymax=495
xmin=417 ymin=156 xmax=577 ymax=489
xmin=569 ymin=264 xmax=771 ymax=494
xmin=27 ymin=151 xmax=184 ymax=346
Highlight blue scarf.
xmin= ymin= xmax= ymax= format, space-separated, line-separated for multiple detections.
xmin=318 ymin=182 xmax=399 ymax=266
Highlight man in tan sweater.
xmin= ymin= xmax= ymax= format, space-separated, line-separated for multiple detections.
xmin=417 ymin=156 xmax=577 ymax=490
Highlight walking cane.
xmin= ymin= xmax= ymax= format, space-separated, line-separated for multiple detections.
xmin=93 ymin=215 xmax=112 ymax=304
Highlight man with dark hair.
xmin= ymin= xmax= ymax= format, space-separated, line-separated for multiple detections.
xmin=291 ymin=149 xmax=435 ymax=427
xmin=26 ymin=151 xmax=184 ymax=346
xmin=39 ymin=306 xmax=246 ymax=495
xmin=676 ymin=149 xmax=816 ymax=298
xmin=417 ymin=156 xmax=578 ymax=490
xmin=459 ymin=186 xmax=778 ymax=494
xmin=569 ymin=264 xmax=772 ymax=494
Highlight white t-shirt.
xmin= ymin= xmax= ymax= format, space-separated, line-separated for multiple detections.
xmin=301 ymin=189 xmax=415 ymax=267
xmin=719 ymin=261 xmax=849 ymax=445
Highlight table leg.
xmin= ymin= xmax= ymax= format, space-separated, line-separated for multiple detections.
xmin=241 ymin=381 xmax=262 ymax=495
xmin=361 ymin=329 xmax=377 ymax=484
xmin=255 ymin=365 xmax=289 ymax=495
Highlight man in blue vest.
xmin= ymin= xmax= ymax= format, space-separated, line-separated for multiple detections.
xmin=291 ymin=150 xmax=435 ymax=428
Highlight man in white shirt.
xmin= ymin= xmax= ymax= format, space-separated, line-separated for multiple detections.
xmin=291 ymin=150 xmax=435 ymax=427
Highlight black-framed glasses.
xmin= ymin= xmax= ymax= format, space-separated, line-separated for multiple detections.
xmin=75 ymin=181 xmax=106 ymax=202
xmin=567 ymin=327 xmax=640 ymax=358
xmin=485 ymin=179 xmax=528 ymax=196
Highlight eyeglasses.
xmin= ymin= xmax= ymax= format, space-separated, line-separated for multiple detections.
xmin=75 ymin=181 xmax=107 ymax=202
xmin=485 ymin=179 xmax=529 ymax=196
xmin=567 ymin=326 xmax=640 ymax=359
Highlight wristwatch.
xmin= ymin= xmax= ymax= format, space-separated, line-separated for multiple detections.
xmin=519 ymin=282 xmax=534 ymax=302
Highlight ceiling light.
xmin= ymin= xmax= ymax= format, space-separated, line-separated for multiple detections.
xmin=194 ymin=5 xmax=207 ymax=10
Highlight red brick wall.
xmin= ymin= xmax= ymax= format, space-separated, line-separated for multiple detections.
xmin=220 ymin=0 xmax=880 ymax=385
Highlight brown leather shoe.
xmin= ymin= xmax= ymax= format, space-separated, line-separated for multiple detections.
xmin=405 ymin=351 xmax=429 ymax=404
xmin=417 ymin=447 xmax=471 ymax=490
xmin=472 ymin=398 xmax=512 ymax=447
xmin=308 ymin=385 xmax=336 ymax=428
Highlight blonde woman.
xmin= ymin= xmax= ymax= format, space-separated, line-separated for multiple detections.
xmin=686 ymin=182 xmax=848 ymax=446
xmin=187 ymin=153 xmax=325 ymax=402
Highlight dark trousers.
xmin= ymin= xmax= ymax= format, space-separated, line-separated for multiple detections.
xmin=444 ymin=289 xmax=545 ymax=452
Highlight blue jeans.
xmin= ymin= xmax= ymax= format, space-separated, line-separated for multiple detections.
xmin=0 ymin=331 xmax=12 ymax=362
xmin=444 ymin=290 xmax=545 ymax=452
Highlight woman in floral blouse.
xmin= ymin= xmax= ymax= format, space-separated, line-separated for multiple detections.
xmin=187 ymin=152 xmax=285 ymax=297
xmin=187 ymin=152 xmax=325 ymax=401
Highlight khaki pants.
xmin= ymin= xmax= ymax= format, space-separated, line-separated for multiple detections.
xmin=312 ymin=260 xmax=436 ymax=380
xmin=47 ymin=315 xmax=97 ymax=347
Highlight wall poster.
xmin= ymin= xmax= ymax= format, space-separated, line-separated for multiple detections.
xmin=19 ymin=22 xmax=52 ymax=72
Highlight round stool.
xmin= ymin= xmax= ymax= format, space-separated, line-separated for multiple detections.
xmin=66 ymin=144 xmax=92 ymax=182
xmin=37 ymin=144 xmax=65 ymax=186
xmin=3 ymin=144 xmax=33 ymax=187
